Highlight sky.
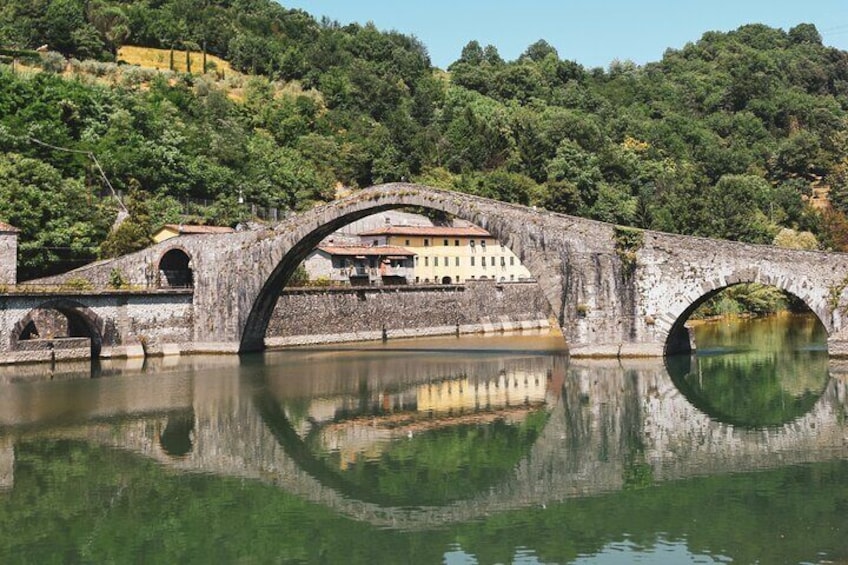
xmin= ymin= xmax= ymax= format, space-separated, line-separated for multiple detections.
xmin=279 ymin=0 xmax=848 ymax=70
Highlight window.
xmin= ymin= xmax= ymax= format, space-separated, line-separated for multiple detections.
xmin=500 ymin=243 xmax=505 ymax=251
xmin=510 ymin=274 xmax=514 ymax=281
xmin=415 ymin=276 xmax=420 ymax=283
xmin=470 ymin=240 xmax=475 ymax=247
xmin=424 ymin=238 xmax=430 ymax=247
xmin=424 ymin=257 xmax=429 ymax=266
xmin=414 ymin=256 xmax=419 ymax=266
xmin=455 ymin=257 xmax=460 ymax=267
xmin=470 ymin=257 xmax=475 ymax=266
xmin=373 ymin=239 xmax=378 ymax=246
xmin=500 ymin=257 xmax=506 ymax=267
xmin=405 ymin=239 xmax=410 ymax=246
xmin=434 ymin=257 xmax=439 ymax=267
xmin=482 ymin=257 xmax=487 ymax=267
xmin=510 ymin=257 xmax=515 ymax=266
xmin=454 ymin=240 xmax=460 ymax=246
xmin=443 ymin=239 xmax=448 ymax=246
xmin=481 ymin=240 xmax=486 ymax=250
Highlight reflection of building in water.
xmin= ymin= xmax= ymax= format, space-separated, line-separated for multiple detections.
xmin=417 ymin=371 xmax=547 ymax=414
xmin=300 ymin=370 xmax=550 ymax=470
xmin=287 ymin=369 xmax=551 ymax=429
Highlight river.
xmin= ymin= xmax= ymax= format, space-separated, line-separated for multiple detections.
xmin=0 ymin=316 xmax=846 ymax=564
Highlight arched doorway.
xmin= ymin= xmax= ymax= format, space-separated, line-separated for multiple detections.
xmin=441 ymin=276 xmax=452 ymax=285
xmin=159 ymin=248 xmax=193 ymax=288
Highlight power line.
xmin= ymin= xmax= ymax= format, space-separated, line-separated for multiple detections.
xmin=28 ymin=137 xmax=129 ymax=214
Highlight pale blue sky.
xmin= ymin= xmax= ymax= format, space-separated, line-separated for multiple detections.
xmin=280 ymin=0 xmax=848 ymax=69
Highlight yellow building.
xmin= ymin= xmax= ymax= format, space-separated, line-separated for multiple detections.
xmin=357 ymin=225 xmax=532 ymax=284
xmin=152 ymin=224 xmax=235 ymax=244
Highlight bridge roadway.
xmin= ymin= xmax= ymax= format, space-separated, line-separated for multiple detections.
xmin=7 ymin=182 xmax=848 ymax=360
xmin=1 ymin=357 xmax=846 ymax=530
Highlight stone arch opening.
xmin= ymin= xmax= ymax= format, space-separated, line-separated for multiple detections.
xmin=158 ymin=248 xmax=193 ymax=288
xmin=11 ymin=299 xmax=108 ymax=358
xmin=664 ymin=282 xmax=826 ymax=356
xmin=240 ymin=184 xmax=551 ymax=352
xmin=441 ymin=276 xmax=452 ymax=285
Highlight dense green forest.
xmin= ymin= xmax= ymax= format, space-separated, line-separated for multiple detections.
xmin=2 ymin=0 xmax=848 ymax=279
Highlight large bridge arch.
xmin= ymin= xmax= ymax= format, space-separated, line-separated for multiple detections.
xmin=237 ymin=184 xmax=575 ymax=352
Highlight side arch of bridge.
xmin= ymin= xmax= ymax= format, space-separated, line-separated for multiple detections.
xmin=9 ymin=298 xmax=113 ymax=357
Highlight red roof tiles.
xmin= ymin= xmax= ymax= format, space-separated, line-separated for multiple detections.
xmin=317 ymin=245 xmax=415 ymax=257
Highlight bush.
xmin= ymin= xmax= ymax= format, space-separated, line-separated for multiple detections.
xmin=121 ymin=66 xmax=157 ymax=87
xmin=39 ymin=51 xmax=67 ymax=73
xmin=108 ymin=267 xmax=127 ymax=289
xmin=61 ymin=277 xmax=94 ymax=291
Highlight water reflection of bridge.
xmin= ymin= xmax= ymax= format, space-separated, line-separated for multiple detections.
xmin=0 ymin=355 xmax=846 ymax=529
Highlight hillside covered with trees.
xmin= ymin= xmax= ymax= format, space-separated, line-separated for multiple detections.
xmin=2 ymin=0 xmax=848 ymax=279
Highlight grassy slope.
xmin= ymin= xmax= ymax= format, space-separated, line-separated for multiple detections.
xmin=117 ymin=45 xmax=234 ymax=76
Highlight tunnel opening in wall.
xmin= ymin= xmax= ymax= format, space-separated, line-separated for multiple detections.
xmin=244 ymin=203 xmax=554 ymax=352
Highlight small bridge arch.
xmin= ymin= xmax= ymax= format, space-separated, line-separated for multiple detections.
xmin=158 ymin=246 xmax=194 ymax=288
xmin=660 ymin=268 xmax=830 ymax=355
xmin=10 ymin=298 xmax=111 ymax=357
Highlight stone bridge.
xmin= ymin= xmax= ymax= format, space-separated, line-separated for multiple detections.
xmin=15 ymin=182 xmax=848 ymax=358
xmin=1 ymin=357 xmax=846 ymax=529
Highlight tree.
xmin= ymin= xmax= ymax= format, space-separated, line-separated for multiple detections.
xmin=520 ymin=39 xmax=558 ymax=63
xmin=772 ymin=228 xmax=818 ymax=250
xmin=0 ymin=153 xmax=112 ymax=278
xmin=44 ymin=0 xmax=87 ymax=55
xmin=88 ymin=2 xmax=131 ymax=58
xmin=704 ymin=174 xmax=776 ymax=243
xmin=545 ymin=139 xmax=604 ymax=214
xmin=788 ymin=23 xmax=822 ymax=46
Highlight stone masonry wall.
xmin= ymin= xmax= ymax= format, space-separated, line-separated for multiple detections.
xmin=0 ymin=232 xmax=16 ymax=286
xmin=266 ymin=281 xmax=553 ymax=346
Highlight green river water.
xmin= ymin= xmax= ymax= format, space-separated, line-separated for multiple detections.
xmin=0 ymin=316 xmax=846 ymax=564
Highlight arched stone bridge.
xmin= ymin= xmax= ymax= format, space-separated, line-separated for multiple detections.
xmin=19 ymin=182 xmax=848 ymax=358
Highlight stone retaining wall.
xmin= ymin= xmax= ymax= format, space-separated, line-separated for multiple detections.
xmin=266 ymin=281 xmax=553 ymax=346
xmin=11 ymin=337 xmax=91 ymax=363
